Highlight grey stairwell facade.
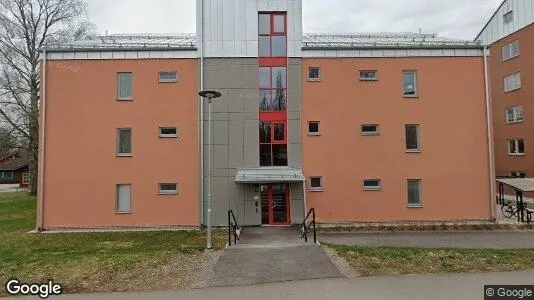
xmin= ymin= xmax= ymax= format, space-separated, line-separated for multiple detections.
xmin=201 ymin=58 xmax=304 ymax=226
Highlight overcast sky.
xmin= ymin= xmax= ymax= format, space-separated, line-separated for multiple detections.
xmin=87 ymin=0 xmax=502 ymax=40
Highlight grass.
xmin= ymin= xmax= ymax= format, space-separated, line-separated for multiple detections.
xmin=318 ymin=223 xmax=534 ymax=233
xmin=0 ymin=192 xmax=226 ymax=295
xmin=328 ymin=244 xmax=534 ymax=277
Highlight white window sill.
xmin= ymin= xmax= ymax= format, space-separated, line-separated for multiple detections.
xmin=117 ymin=154 xmax=133 ymax=157
xmin=117 ymin=98 xmax=133 ymax=101
xmin=308 ymin=133 xmax=321 ymax=136
xmin=502 ymin=55 xmax=519 ymax=62
xmin=504 ymin=88 xmax=521 ymax=93
xmin=403 ymin=95 xmax=419 ymax=99
xmin=363 ymin=188 xmax=381 ymax=191
xmin=310 ymin=188 xmax=324 ymax=192
xmin=360 ymin=78 xmax=378 ymax=81
xmin=115 ymin=211 xmax=132 ymax=214
xmin=307 ymin=78 xmax=321 ymax=82
xmin=159 ymin=135 xmax=178 ymax=138
xmin=158 ymin=80 xmax=178 ymax=83
xmin=407 ymin=205 xmax=423 ymax=209
xmin=406 ymin=149 xmax=422 ymax=153
xmin=506 ymin=120 xmax=523 ymax=125
xmin=508 ymin=153 xmax=525 ymax=156
xmin=158 ymin=192 xmax=178 ymax=195
xmin=362 ymin=132 xmax=379 ymax=136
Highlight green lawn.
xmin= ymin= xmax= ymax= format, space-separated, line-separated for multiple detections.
xmin=328 ymin=244 xmax=534 ymax=277
xmin=0 ymin=193 xmax=226 ymax=294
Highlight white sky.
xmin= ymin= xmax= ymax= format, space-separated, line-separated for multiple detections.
xmin=87 ymin=0 xmax=503 ymax=40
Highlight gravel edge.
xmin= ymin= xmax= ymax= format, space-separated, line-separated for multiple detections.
xmin=322 ymin=246 xmax=360 ymax=278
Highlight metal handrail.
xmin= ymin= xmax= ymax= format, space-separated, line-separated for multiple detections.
xmin=227 ymin=210 xmax=240 ymax=246
xmin=299 ymin=208 xmax=316 ymax=243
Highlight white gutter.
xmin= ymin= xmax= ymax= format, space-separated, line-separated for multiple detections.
xmin=483 ymin=46 xmax=496 ymax=222
xmin=37 ymin=49 xmax=47 ymax=232
xmin=199 ymin=0 xmax=205 ymax=226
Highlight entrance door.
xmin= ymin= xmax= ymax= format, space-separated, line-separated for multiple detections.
xmin=260 ymin=183 xmax=290 ymax=225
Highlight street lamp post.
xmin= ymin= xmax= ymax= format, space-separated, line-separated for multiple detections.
xmin=199 ymin=90 xmax=222 ymax=250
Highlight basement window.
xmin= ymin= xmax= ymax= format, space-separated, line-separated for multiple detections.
xmin=360 ymin=70 xmax=377 ymax=81
xmin=361 ymin=124 xmax=379 ymax=136
xmin=310 ymin=177 xmax=323 ymax=191
xmin=308 ymin=67 xmax=321 ymax=81
xmin=158 ymin=71 xmax=178 ymax=83
xmin=363 ymin=179 xmax=381 ymax=191
xmin=158 ymin=183 xmax=178 ymax=195
xmin=308 ymin=121 xmax=320 ymax=136
xmin=159 ymin=127 xmax=178 ymax=138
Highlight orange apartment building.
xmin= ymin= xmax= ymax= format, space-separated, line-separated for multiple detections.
xmin=37 ymin=0 xmax=494 ymax=231
xmin=476 ymin=0 xmax=534 ymax=180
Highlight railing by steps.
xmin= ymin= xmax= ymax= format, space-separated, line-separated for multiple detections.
xmin=299 ymin=208 xmax=316 ymax=243
xmin=227 ymin=210 xmax=240 ymax=246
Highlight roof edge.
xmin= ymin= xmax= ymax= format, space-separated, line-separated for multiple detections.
xmin=474 ymin=0 xmax=507 ymax=41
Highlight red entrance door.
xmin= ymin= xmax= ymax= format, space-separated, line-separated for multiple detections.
xmin=260 ymin=184 xmax=290 ymax=225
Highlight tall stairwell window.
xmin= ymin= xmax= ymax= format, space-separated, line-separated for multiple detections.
xmin=258 ymin=12 xmax=288 ymax=167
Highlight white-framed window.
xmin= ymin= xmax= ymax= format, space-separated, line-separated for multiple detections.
xmin=361 ymin=124 xmax=379 ymax=136
xmin=508 ymin=139 xmax=525 ymax=155
xmin=403 ymin=71 xmax=418 ymax=97
xmin=159 ymin=127 xmax=178 ymax=138
xmin=310 ymin=176 xmax=323 ymax=191
xmin=158 ymin=71 xmax=178 ymax=83
xmin=117 ymin=72 xmax=133 ymax=100
xmin=308 ymin=121 xmax=320 ymax=136
xmin=117 ymin=128 xmax=132 ymax=156
xmin=405 ymin=124 xmax=420 ymax=152
xmin=506 ymin=106 xmax=523 ymax=124
xmin=158 ymin=183 xmax=178 ymax=195
xmin=308 ymin=67 xmax=321 ymax=81
xmin=504 ymin=73 xmax=521 ymax=92
xmin=407 ymin=179 xmax=422 ymax=207
xmin=116 ymin=184 xmax=131 ymax=213
xmin=502 ymin=40 xmax=519 ymax=61
xmin=510 ymin=171 xmax=526 ymax=178
xmin=22 ymin=173 xmax=29 ymax=184
xmin=363 ymin=179 xmax=381 ymax=191
xmin=0 ymin=171 xmax=13 ymax=179
xmin=360 ymin=70 xmax=378 ymax=81
xmin=503 ymin=11 xmax=513 ymax=24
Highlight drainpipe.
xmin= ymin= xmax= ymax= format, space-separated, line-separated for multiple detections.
xmin=37 ymin=49 xmax=47 ymax=232
xmin=199 ymin=0 xmax=205 ymax=226
xmin=483 ymin=45 xmax=496 ymax=222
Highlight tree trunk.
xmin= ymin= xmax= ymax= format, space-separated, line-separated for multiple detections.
xmin=28 ymin=79 xmax=39 ymax=195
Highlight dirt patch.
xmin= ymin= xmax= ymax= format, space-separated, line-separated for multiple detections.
xmin=323 ymin=246 xmax=360 ymax=278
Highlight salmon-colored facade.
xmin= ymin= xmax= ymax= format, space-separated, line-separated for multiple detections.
xmin=38 ymin=0 xmax=496 ymax=230
xmin=489 ymin=24 xmax=534 ymax=178
xmin=40 ymin=59 xmax=199 ymax=229
xmin=302 ymin=57 xmax=492 ymax=223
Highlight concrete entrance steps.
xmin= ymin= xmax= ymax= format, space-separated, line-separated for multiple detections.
xmin=232 ymin=226 xmax=310 ymax=248
xmin=207 ymin=226 xmax=342 ymax=287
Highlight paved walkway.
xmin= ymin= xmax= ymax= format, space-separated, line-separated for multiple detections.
xmin=25 ymin=271 xmax=534 ymax=300
xmin=208 ymin=227 xmax=342 ymax=287
xmin=319 ymin=231 xmax=534 ymax=249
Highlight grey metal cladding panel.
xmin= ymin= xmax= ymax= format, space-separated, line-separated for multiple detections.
xmin=244 ymin=144 xmax=260 ymax=168
xmin=288 ymin=119 xmax=301 ymax=144
xmin=244 ymin=119 xmax=259 ymax=145
xmin=212 ymin=145 xmax=229 ymax=169
xmin=212 ymin=120 xmax=229 ymax=145
xmin=287 ymin=89 xmax=301 ymax=112
xmin=229 ymin=145 xmax=245 ymax=168
xmin=242 ymin=63 xmax=259 ymax=88
xmin=229 ymin=119 xmax=245 ymax=145
xmin=288 ymin=143 xmax=302 ymax=169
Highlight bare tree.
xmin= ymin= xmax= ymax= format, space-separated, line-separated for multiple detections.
xmin=0 ymin=0 xmax=93 ymax=194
